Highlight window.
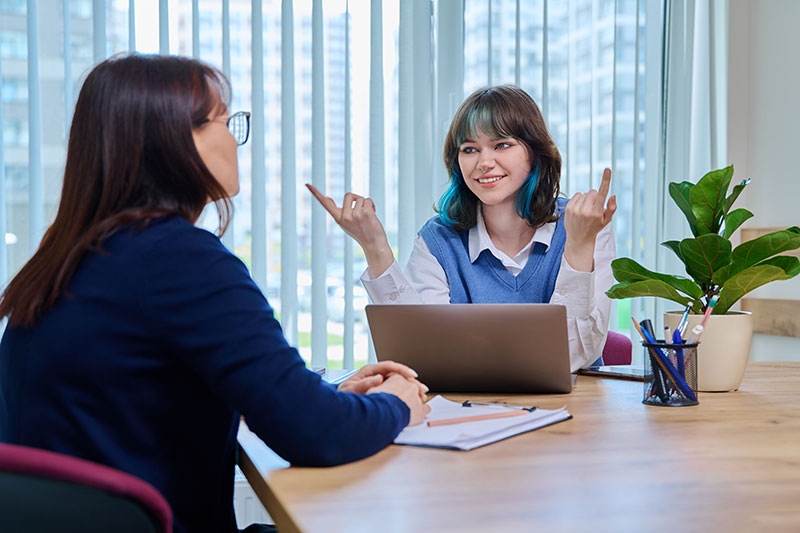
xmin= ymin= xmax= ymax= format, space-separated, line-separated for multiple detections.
xmin=2 ymin=0 xmax=664 ymax=366
xmin=0 ymin=0 xmax=25 ymax=15
xmin=70 ymin=0 xmax=92 ymax=19
xmin=0 ymin=31 xmax=27 ymax=59
xmin=2 ymin=120 xmax=27 ymax=147
xmin=1 ymin=79 xmax=27 ymax=102
xmin=463 ymin=0 xmax=661 ymax=337
xmin=4 ymin=166 xmax=27 ymax=191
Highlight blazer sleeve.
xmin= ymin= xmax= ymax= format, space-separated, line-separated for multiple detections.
xmin=138 ymin=224 xmax=409 ymax=467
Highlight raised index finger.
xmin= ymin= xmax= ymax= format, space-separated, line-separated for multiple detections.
xmin=305 ymin=183 xmax=340 ymax=218
xmin=598 ymin=168 xmax=612 ymax=200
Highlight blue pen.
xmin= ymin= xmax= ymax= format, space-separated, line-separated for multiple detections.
xmin=639 ymin=326 xmax=697 ymax=402
xmin=676 ymin=303 xmax=692 ymax=338
xmin=672 ymin=328 xmax=685 ymax=379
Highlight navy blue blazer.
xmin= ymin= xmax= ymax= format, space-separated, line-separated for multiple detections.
xmin=0 ymin=216 xmax=408 ymax=533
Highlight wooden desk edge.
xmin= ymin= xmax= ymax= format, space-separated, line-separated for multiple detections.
xmin=237 ymin=442 xmax=301 ymax=533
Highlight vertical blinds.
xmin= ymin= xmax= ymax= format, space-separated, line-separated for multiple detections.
xmin=279 ymin=0 xmax=298 ymax=347
xmin=0 ymin=52 xmax=6 ymax=286
xmin=25 ymin=0 xmax=43 ymax=255
xmin=1 ymin=0 xmax=664 ymax=367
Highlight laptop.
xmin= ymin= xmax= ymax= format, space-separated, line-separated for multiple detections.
xmin=365 ymin=304 xmax=573 ymax=393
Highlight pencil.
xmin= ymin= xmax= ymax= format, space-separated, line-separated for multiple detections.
xmin=631 ymin=317 xmax=670 ymax=400
xmin=631 ymin=317 xmax=697 ymax=402
xmin=427 ymin=409 xmax=529 ymax=427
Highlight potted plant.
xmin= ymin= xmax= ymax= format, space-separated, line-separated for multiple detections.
xmin=606 ymin=165 xmax=800 ymax=391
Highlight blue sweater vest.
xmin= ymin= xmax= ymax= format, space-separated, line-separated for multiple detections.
xmin=419 ymin=197 xmax=568 ymax=304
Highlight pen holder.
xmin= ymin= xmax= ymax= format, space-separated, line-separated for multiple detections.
xmin=642 ymin=341 xmax=699 ymax=407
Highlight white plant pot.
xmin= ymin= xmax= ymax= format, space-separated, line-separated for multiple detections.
xmin=663 ymin=311 xmax=753 ymax=392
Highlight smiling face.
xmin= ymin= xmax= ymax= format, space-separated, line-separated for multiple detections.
xmin=458 ymin=129 xmax=532 ymax=211
xmin=192 ymin=97 xmax=240 ymax=197
xmin=440 ymin=86 xmax=562 ymax=231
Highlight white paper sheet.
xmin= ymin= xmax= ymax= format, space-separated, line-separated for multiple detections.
xmin=394 ymin=395 xmax=572 ymax=450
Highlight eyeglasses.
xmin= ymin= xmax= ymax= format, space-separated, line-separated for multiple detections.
xmin=225 ymin=111 xmax=251 ymax=145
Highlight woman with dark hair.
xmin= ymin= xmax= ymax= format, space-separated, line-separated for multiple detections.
xmin=0 ymin=54 xmax=429 ymax=533
xmin=309 ymin=85 xmax=617 ymax=372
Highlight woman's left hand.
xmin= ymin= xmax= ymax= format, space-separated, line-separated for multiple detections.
xmin=563 ymin=168 xmax=617 ymax=272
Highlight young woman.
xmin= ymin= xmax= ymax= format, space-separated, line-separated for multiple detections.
xmin=0 ymin=54 xmax=428 ymax=533
xmin=309 ymin=85 xmax=617 ymax=372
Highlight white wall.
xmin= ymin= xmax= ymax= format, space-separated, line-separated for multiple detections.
xmin=727 ymin=0 xmax=800 ymax=361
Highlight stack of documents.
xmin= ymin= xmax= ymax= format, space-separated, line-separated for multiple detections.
xmin=394 ymin=395 xmax=572 ymax=450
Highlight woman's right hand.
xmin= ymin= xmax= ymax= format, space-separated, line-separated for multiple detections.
xmin=306 ymin=183 xmax=395 ymax=278
xmin=368 ymin=374 xmax=431 ymax=427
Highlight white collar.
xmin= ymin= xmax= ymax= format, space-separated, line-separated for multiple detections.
xmin=468 ymin=206 xmax=555 ymax=265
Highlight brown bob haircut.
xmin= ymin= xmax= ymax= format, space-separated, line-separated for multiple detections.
xmin=0 ymin=53 xmax=232 ymax=327
xmin=438 ymin=85 xmax=562 ymax=231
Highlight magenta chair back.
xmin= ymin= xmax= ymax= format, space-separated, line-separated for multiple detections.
xmin=0 ymin=443 xmax=172 ymax=533
xmin=602 ymin=330 xmax=633 ymax=365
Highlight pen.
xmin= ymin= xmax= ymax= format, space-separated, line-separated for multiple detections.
xmin=676 ymin=303 xmax=692 ymax=338
xmin=462 ymin=400 xmax=536 ymax=411
xmin=427 ymin=409 xmax=530 ymax=427
xmin=639 ymin=319 xmax=658 ymax=342
xmin=640 ymin=319 xmax=676 ymax=388
xmin=641 ymin=327 xmax=696 ymax=402
xmin=633 ymin=317 xmax=697 ymax=402
xmin=632 ymin=318 xmax=668 ymax=401
xmin=672 ymin=327 xmax=685 ymax=378
xmin=681 ymin=295 xmax=718 ymax=363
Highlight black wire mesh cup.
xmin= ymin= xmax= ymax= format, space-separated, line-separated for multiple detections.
xmin=642 ymin=341 xmax=699 ymax=406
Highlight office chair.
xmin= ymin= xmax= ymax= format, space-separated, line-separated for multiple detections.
xmin=0 ymin=443 xmax=172 ymax=533
xmin=601 ymin=331 xmax=633 ymax=365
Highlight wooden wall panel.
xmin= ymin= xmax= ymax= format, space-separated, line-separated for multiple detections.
xmin=741 ymin=298 xmax=800 ymax=338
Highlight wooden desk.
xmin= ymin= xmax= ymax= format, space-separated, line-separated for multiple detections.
xmin=238 ymin=362 xmax=800 ymax=532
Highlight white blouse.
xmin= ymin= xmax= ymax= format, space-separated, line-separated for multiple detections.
xmin=361 ymin=209 xmax=617 ymax=372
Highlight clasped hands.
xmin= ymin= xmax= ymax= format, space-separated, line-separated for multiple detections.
xmin=337 ymin=361 xmax=431 ymax=426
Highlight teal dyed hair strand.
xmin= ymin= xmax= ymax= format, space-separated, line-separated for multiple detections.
xmin=437 ymin=169 xmax=465 ymax=229
xmin=459 ymin=102 xmax=513 ymax=147
xmin=515 ymin=167 xmax=540 ymax=220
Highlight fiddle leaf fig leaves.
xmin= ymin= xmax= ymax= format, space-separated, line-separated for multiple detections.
xmin=722 ymin=208 xmax=754 ymax=240
xmin=606 ymin=167 xmax=800 ymax=312
xmin=678 ymin=234 xmax=732 ymax=286
xmin=606 ymin=280 xmax=694 ymax=309
xmin=726 ymin=227 xmax=800 ymax=280
xmin=690 ymin=166 xmax=733 ymax=235
xmin=714 ymin=257 xmax=800 ymax=314
xmin=721 ymin=178 xmax=751 ymax=216
xmin=668 ymin=181 xmax=699 ymax=236
xmin=610 ymin=258 xmax=703 ymax=299
xmin=661 ymin=240 xmax=684 ymax=262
